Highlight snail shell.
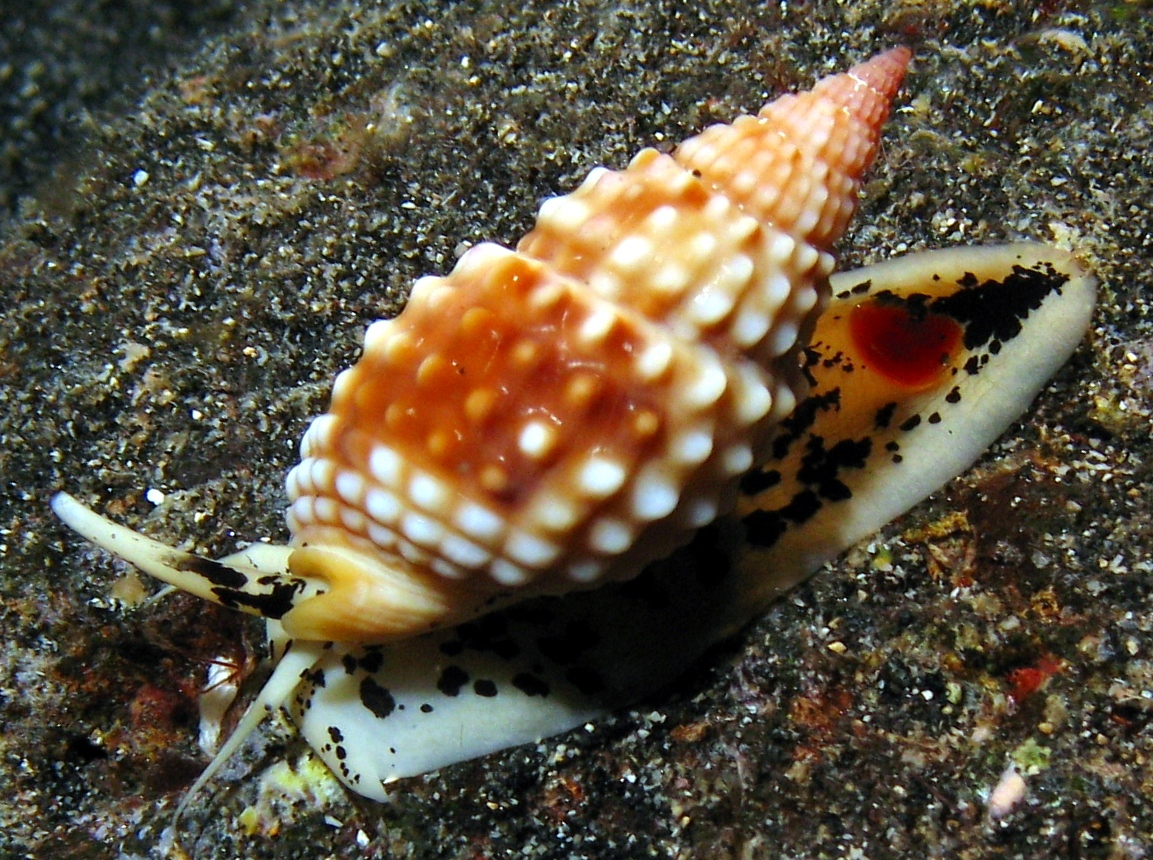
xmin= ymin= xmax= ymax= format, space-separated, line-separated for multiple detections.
xmin=279 ymin=47 xmax=912 ymax=641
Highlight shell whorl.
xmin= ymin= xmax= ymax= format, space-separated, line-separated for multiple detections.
xmin=283 ymin=49 xmax=910 ymax=640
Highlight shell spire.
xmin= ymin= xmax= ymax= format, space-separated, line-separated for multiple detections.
xmin=675 ymin=46 xmax=911 ymax=250
xmin=279 ymin=49 xmax=911 ymax=642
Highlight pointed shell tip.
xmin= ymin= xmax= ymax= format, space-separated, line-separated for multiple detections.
xmin=851 ymin=47 xmax=912 ymax=96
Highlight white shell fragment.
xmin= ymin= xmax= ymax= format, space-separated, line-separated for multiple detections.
xmin=987 ymin=765 xmax=1029 ymax=821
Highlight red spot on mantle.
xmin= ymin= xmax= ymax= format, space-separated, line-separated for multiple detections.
xmin=849 ymin=302 xmax=963 ymax=389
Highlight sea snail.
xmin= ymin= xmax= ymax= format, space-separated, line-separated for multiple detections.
xmin=52 ymin=48 xmax=1096 ymax=809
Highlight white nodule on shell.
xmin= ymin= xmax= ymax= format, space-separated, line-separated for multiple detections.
xmin=401 ymin=510 xmax=444 ymax=550
xmin=310 ymin=458 xmax=337 ymax=494
xmin=635 ymin=341 xmax=673 ymax=381
xmin=626 ymin=149 xmax=654 ymax=170
xmin=504 ymin=531 xmax=561 ymax=568
xmin=397 ymin=538 xmax=431 ymax=566
xmin=652 ymin=260 xmax=690 ymax=295
xmin=366 ymin=522 xmax=398 ymax=553
xmin=382 ymin=329 xmax=416 ymax=366
xmin=534 ymin=192 xmax=562 ymax=217
xmin=580 ymin=165 xmax=609 ymax=188
xmin=731 ymin=307 xmax=771 ymax=349
xmin=460 ymin=305 xmax=491 ymax=333
xmin=631 ymin=465 xmax=680 ymax=521
xmin=765 ymin=270 xmax=794 ymax=308
xmin=300 ymin=414 xmax=338 ymax=458
xmin=455 ymin=242 xmax=506 ymax=276
xmin=647 ymin=204 xmax=679 ymax=232
xmin=288 ymin=497 xmax=311 ymax=529
xmin=285 ymin=463 xmax=310 ymax=498
xmin=727 ymin=210 xmax=758 ymax=241
xmin=767 ymin=319 xmax=801 ymax=358
xmin=795 ymin=207 xmax=819 ymax=241
xmin=490 ymin=558 xmax=531 ymax=587
xmin=722 ymin=443 xmax=754 ymax=475
xmin=689 ymin=284 xmax=735 ymax=326
xmin=335 ymin=469 xmax=368 ymax=507
xmin=578 ymin=305 xmax=616 ymax=345
xmin=330 ymin=368 xmax=357 ymax=404
xmin=365 ymin=487 xmax=402 ymax=525
xmin=362 ymin=319 xmax=393 ymax=354
xmin=340 ymin=505 xmax=367 ymax=535
xmin=415 ymin=353 xmax=445 ymax=387
xmin=430 ymin=558 xmax=466 ymax=580
xmin=297 ymin=431 xmax=314 ymax=461
xmin=464 ymin=388 xmax=498 ymax=425
xmin=703 ymin=192 xmax=731 ymax=220
xmin=799 ymin=185 xmax=828 ymax=235
xmin=794 ymin=241 xmax=820 ymax=275
xmin=610 ymin=235 xmax=653 ymax=272
xmin=576 ymin=456 xmax=628 ymax=498
xmin=671 ymin=428 xmax=714 ymax=465
xmin=794 ymin=284 xmax=819 ymax=316
xmin=770 ymin=385 xmax=797 ymax=425
xmin=589 ymin=517 xmax=634 ymax=555
xmin=423 ymin=282 xmax=457 ymax=313
xmin=518 ymin=420 xmax=557 ymax=460
xmin=730 ymin=163 xmax=757 ymax=197
xmin=666 ymin=163 xmax=696 ymax=194
xmin=538 ymin=195 xmax=589 ymax=233
xmin=688 ymin=230 xmax=718 ymax=263
xmin=588 ymin=270 xmax=622 ymax=301
xmin=314 ymin=496 xmax=339 ymax=525
xmin=720 ymin=253 xmax=754 ymax=290
xmin=683 ymin=358 xmax=727 ymax=408
xmin=439 ymin=533 xmax=491 ymax=568
xmin=768 ymin=231 xmax=796 ymax=265
xmin=369 ymin=445 xmax=403 ymax=488
xmin=682 ymin=494 xmax=719 ymax=528
xmin=731 ymin=368 xmax=773 ymax=425
xmin=409 ymin=274 xmax=443 ymax=299
xmin=455 ymin=501 xmax=504 ymax=543
xmin=526 ymin=491 xmax=581 ymax=532
xmin=567 ymin=559 xmax=604 ymax=583
xmin=510 ymin=339 xmax=538 ymax=367
xmin=528 ymin=280 xmax=565 ymax=313
xmin=409 ymin=472 xmax=450 ymax=513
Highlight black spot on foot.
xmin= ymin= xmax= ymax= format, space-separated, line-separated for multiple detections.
xmin=437 ymin=665 xmax=469 ymax=697
xmin=512 ymin=672 xmax=550 ymax=697
xmin=360 ymin=676 xmax=396 ymax=719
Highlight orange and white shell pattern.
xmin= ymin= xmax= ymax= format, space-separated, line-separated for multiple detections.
xmin=280 ymin=48 xmax=912 ymax=642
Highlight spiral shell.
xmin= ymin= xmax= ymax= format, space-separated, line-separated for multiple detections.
xmin=280 ymin=48 xmax=911 ymax=641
